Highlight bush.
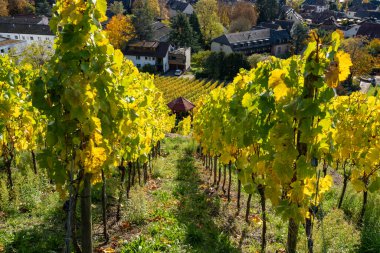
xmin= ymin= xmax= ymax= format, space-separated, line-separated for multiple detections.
xmin=141 ymin=64 xmax=157 ymax=74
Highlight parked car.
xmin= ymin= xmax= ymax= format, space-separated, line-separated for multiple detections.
xmin=174 ymin=69 xmax=183 ymax=76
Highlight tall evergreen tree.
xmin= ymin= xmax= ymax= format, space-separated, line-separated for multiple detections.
xmin=170 ymin=13 xmax=199 ymax=51
xmin=35 ymin=0 xmax=51 ymax=16
xmin=132 ymin=0 xmax=154 ymax=40
xmin=256 ymin=0 xmax=279 ymax=22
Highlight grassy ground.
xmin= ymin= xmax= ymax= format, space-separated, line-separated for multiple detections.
xmin=0 ymin=137 xmax=379 ymax=252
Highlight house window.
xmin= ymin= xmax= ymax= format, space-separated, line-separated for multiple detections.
xmin=15 ymin=36 xmax=18 ymax=39
xmin=38 ymin=37 xmax=41 ymax=41
xmin=277 ymin=47 xmax=281 ymax=54
xmin=0 ymin=49 xmax=4 ymax=53
xmin=7 ymin=35 xmax=10 ymax=38
xmin=22 ymin=36 xmax=25 ymax=40
xmin=136 ymin=56 xmax=141 ymax=60
xmin=145 ymin=56 xmax=148 ymax=60
xmin=137 ymin=64 xmax=141 ymax=68
xmin=30 ymin=36 xmax=34 ymax=40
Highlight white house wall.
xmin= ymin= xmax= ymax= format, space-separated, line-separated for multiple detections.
xmin=0 ymin=32 xmax=55 ymax=45
xmin=126 ymin=55 xmax=157 ymax=69
xmin=0 ymin=41 xmax=27 ymax=55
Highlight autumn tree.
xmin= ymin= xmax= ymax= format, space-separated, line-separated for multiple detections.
xmin=158 ymin=0 xmax=169 ymax=19
xmin=218 ymin=2 xmax=231 ymax=29
xmin=341 ymin=37 xmax=374 ymax=78
xmin=8 ymin=0 xmax=35 ymax=15
xmin=106 ymin=14 xmax=135 ymax=49
xmin=195 ymin=0 xmax=224 ymax=46
xmin=229 ymin=2 xmax=258 ymax=32
xmin=0 ymin=0 xmax=9 ymax=16
xmin=109 ymin=0 xmax=125 ymax=15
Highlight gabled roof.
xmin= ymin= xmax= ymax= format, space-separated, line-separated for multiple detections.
xmin=355 ymin=10 xmax=380 ymax=19
xmin=0 ymin=23 xmax=53 ymax=36
xmin=259 ymin=22 xmax=282 ymax=30
xmin=302 ymin=0 xmax=327 ymax=6
xmin=124 ymin=41 xmax=171 ymax=58
xmin=0 ymin=38 xmax=25 ymax=47
xmin=212 ymin=29 xmax=271 ymax=46
xmin=152 ymin=21 xmax=172 ymax=42
xmin=168 ymin=0 xmax=191 ymax=12
xmin=0 ymin=15 xmax=48 ymax=25
xmin=357 ymin=22 xmax=380 ymax=38
xmin=274 ymin=20 xmax=295 ymax=31
xmin=301 ymin=10 xmax=346 ymax=24
xmin=348 ymin=3 xmax=378 ymax=12
xmin=270 ymin=29 xmax=291 ymax=44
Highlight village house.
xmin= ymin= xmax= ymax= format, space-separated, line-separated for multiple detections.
xmin=0 ymin=36 xmax=27 ymax=55
xmin=0 ymin=16 xmax=54 ymax=45
xmin=211 ymin=28 xmax=291 ymax=57
xmin=168 ymin=47 xmax=191 ymax=71
xmin=124 ymin=41 xmax=173 ymax=73
xmin=167 ymin=0 xmax=194 ymax=18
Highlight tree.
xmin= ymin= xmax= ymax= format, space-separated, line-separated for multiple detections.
xmin=230 ymin=2 xmax=258 ymax=32
xmin=133 ymin=0 xmax=160 ymax=17
xmin=256 ymin=0 xmax=279 ymax=22
xmin=341 ymin=37 xmax=374 ymax=78
xmin=109 ymin=1 xmax=125 ymax=15
xmin=195 ymin=0 xmax=224 ymax=46
xmin=291 ymin=22 xmax=309 ymax=54
xmin=35 ymin=0 xmax=51 ymax=16
xmin=247 ymin=53 xmax=270 ymax=68
xmin=9 ymin=41 xmax=54 ymax=68
xmin=8 ymin=0 xmax=35 ymax=15
xmin=189 ymin=13 xmax=206 ymax=48
xmin=218 ymin=2 xmax=231 ymax=29
xmin=132 ymin=0 xmax=155 ymax=40
xmin=106 ymin=14 xmax=135 ymax=49
xmin=229 ymin=17 xmax=252 ymax=33
xmin=169 ymin=13 xmax=199 ymax=50
xmin=0 ymin=0 xmax=9 ymax=16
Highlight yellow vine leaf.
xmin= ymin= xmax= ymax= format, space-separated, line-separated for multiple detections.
xmin=269 ymin=69 xmax=289 ymax=101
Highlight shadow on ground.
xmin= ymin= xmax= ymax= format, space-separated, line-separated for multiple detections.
xmin=173 ymin=147 xmax=240 ymax=253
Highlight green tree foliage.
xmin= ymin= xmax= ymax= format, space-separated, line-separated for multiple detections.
xmin=196 ymin=51 xmax=250 ymax=80
xmin=247 ymin=53 xmax=270 ymax=68
xmin=35 ymin=0 xmax=51 ymax=16
xmin=132 ymin=0 xmax=154 ymax=40
xmin=256 ymin=0 xmax=279 ymax=22
xmin=290 ymin=22 xmax=309 ymax=54
xmin=9 ymin=41 xmax=54 ymax=68
xmin=189 ymin=13 xmax=206 ymax=48
xmin=109 ymin=0 xmax=125 ymax=15
xmin=195 ymin=0 xmax=224 ymax=46
xmin=169 ymin=13 xmax=199 ymax=51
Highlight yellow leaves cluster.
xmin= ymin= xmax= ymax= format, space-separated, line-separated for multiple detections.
xmin=105 ymin=14 xmax=135 ymax=49
xmin=325 ymin=51 xmax=352 ymax=88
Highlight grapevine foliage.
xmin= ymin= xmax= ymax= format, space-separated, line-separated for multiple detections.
xmin=31 ymin=0 xmax=174 ymax=193
xmin=193 ymin=31 xmax=352 ymax=222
